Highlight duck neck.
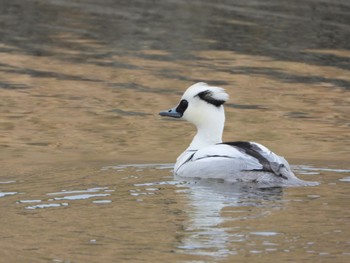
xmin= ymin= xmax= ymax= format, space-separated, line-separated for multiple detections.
xmin=187 ymin=110 xmax=225 ymax=151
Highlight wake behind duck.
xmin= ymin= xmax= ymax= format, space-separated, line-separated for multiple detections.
xmin=160 ymin=82 xmax=318 ymax=187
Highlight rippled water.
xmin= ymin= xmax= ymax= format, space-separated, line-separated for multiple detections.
xmin=1 ymin=164 xmax=350 ymax=262
xmin=0 ymin=0 xmax=349 ymax=262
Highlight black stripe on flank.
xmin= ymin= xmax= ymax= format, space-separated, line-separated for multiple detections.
xmin=175 ymin=151 xmax=196 ymax=173
xmin=195 ymin=155 xmax=236 ymax=161
xmin=196 ymin=90 xmax=225 ymax=107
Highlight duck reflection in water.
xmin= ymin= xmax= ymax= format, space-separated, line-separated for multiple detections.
xmin=177 ymin=179 xmax=283 ymax=257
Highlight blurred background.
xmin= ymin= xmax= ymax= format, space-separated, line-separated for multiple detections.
xmin=1 ymin=0 xmax=349 ymax=173
xmin=1 ymin=1 xmax=350 ymax=262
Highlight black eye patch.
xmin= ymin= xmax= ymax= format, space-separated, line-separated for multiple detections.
xmin=176 ymin=99 xmax=188 ymax=114
xmin=196 ymin=90 xmax=225 ymax=107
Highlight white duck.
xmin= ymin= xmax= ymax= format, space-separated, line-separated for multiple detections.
xmin=160 ymin=82 xmax=317 ymax=187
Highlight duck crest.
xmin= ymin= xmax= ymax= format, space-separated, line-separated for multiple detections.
xmin=196 ymin=90 xmax=226 ymax=107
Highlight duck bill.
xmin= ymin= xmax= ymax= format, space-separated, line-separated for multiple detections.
xmin=159 ymin=107 xmax=183 ymax=118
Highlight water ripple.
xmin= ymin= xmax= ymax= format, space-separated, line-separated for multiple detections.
xmin=0 ymin=191 xmax=18 ymax=198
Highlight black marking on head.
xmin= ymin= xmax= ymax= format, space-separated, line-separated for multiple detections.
xmin=222 ymin=141 xmax=288 ymax=179
xmin=175 ymin=99 xmax=188 ymax=115
xmin=196 ymin=90 xmax=225 ymax=107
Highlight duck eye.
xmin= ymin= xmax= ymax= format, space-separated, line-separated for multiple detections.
xmin=176 ymin=99 xmax=188 ymax=114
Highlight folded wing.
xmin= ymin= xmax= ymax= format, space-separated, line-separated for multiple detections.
xmin=186 ymin=141 xmax=292 ymax=179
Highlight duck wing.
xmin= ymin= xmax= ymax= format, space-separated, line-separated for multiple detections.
xmin=174 ymin=143 xmax=263 ymax=179
xmin=222 ymin=141 xmax=291 ymax=179
xmin=189 ymin=143 xmax=263 ymax=171
xmin=187 ymin=141 xmax=291 ymax=179
xmin=175 ymin=142 xmax=314 ymax=186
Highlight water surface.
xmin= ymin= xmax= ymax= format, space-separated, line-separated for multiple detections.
xmin=0 ymin=0 xmax=349 ymax=262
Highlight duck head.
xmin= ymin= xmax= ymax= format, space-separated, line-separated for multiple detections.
xmin=160 ymin=82 xmax=229 ymax=150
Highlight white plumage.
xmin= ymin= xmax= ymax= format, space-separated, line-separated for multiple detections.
xmin=160 ymin=82 xmax=318 ymax=187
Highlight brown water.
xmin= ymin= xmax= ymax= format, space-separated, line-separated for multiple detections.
xmin=0 ymin=0 xmax=350 ymax=262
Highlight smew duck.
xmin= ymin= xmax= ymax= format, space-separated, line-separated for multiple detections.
xmin=159 ymin=82 xmax=317 ymax=187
